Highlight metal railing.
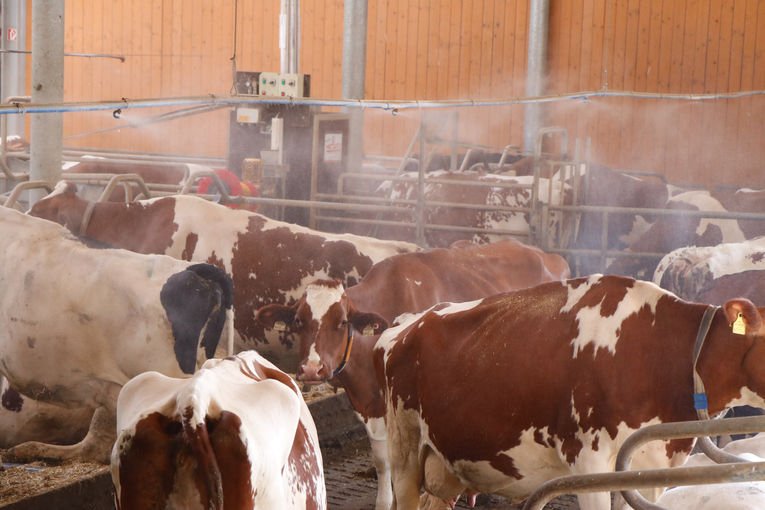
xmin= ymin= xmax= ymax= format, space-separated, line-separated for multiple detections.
xmin=522 ymin=415 xmax=765 ymax=510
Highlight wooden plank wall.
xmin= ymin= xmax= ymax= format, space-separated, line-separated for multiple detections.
xmin=21 ymin=0 xmax=765 ymax=186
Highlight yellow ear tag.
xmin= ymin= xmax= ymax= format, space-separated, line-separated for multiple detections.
xmin=274 ymin=321 xmax=287 ymax=332
xmin=732 ymin=314 xmax=746 ymax=335
xmin=362 ymin=325 xmax=375 ymax=336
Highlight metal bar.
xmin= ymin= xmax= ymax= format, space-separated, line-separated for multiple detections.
xmin=3 ymin=179 xmax=52 ymax=210
xmin=95 ymin=174 xmax=152 ymax=202
xmin=523 ymin=416 xmax=765 ymax=510
xmin=0 ymin=49 xmax=126 ymax=62
xmin=615 ymin=416 xmax=765 ymax=510
xmin=416 ymin=121 xmax=426 ymax=246
xmin=522 ymin=462 xmax=765 ymax=510
xmin=0 ymin=89 xmax=763 ymax=116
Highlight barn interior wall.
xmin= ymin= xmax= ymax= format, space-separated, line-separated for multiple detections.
xmin=19 ymin=0 xmax=765 ymax=187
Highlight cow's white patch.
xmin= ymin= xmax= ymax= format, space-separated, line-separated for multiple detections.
xmin=170 ymin=197 xmax=252 ymax=272
xmin=305 ymin=283 xmax=345 ymax=323
xmin=433 ymin=299 xmax=483 ymax=317
xmin=306 ymin=343 xmax=321 ymax=364
xmin=670 ymin=191 xmax=746 ymax=243
xmin=724 ymin=387 xmax=765 ymax=410
xmin=563 ymin=276 xmax=663 ymax=357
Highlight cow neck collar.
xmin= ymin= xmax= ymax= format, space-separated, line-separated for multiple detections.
xmin=692 ymin=305 xmax=720 ymax=420
xmin=79 ymin=199 xmax=97 ymax=236
xmin=331 ymin=324 xmax=354 ymax=378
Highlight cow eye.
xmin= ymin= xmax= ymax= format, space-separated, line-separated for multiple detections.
xmin=293 ymin=318 xmax=302 ymax=328
xmin=340 ymin=319 xmax=348 ymax=327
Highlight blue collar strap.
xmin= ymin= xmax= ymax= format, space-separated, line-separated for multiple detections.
xmin=692 ymin=305 xmax=719 ymax=420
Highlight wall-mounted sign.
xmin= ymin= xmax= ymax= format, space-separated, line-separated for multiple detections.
xmin=324 ymin=133 xmax=342 ymax=163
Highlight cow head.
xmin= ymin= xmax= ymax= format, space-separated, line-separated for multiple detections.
xmin=256 ymin=279 xmax=388 ymax=384
xmin=28 ymin=181 xmax=87 ymax=232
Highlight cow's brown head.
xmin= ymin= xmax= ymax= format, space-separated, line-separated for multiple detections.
xmin=28 ymin=181 xmax=87 ymax=233
xmin=256 ymin=279 xmax=387 ymax=384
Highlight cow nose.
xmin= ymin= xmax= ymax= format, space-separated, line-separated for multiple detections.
xmin=297 ymin=361 xmax=329 ymax=383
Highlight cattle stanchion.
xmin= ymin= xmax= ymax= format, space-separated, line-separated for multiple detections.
xmin=2 ymin=180 xmax=52 ymax=211
xmin=521 ymin=415 xmax=765 ymax=510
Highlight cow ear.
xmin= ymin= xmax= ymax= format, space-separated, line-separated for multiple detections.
xmin=723 ymin=299 xmax=764 ymax=336
xmin=350 ymin=312 xmax=388 ymax=337
xmin=256 ymin=304 xmax=296 ymax=331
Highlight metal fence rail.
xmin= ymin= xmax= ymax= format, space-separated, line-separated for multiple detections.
xmin=522 ymin=415 xmax=765 ymax=510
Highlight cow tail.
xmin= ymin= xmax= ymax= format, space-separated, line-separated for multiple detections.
xmin=182 ymin=406 xmax=225 ymax=510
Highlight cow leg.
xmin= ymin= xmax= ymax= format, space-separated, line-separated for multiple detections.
xmin=8 ymin=406 xmax=116 ymax=464
xmin=566 ymin=450 xmax=613 ymax=510
xmin=369 ymin=436 xmax=393 ymax=510
xmin=386 ymin=412 xmax=423 ymax=510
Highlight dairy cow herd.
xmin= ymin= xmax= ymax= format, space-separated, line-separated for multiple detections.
xmin=0 ymin=165 xmax=764 ymax=510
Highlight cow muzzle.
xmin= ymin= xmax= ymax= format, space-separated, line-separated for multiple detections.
xmin=296 ymin=361 xmax=331 ymax=384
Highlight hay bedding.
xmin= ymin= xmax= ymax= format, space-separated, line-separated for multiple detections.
xmin=0 ymin=383 xmax=335 ymax=506
xmin=0 ymin=456 xmax=108 ymax=506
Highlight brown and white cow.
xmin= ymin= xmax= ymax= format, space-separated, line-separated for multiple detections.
xmin=112 ymin=350 xmax=325 ymax=510
xmin=607 ymin=188 xmax=765 ymax=279
xmin=653 ymin=237 xmax=765 ymax=305
xmin=256 ymin=239 xmax=570 ymax=510
xmin=28 ymin=181 xmax=419 ymax=371
xmin=357 ymin=164 xmax=670 ymax=273
xmin=0 ymin=207 xmax=233 ymax=463
xmin=374 ymin=274 xmax=765 ymax=510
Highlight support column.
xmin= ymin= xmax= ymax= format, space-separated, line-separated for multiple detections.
xmin=523 ymin=0 xmax=550 ymax=153
xmin=341 ymin=0 xmax=367 ymax=172
xmin=29 ymin=0 xmax=64 ymax=202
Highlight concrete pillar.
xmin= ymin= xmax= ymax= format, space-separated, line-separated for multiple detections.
xmin=29 ymin=0 xmax=64 ymax=201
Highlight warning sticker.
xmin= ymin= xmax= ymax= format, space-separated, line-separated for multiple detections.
xmin=324 ymin=133 xmax=342 ymax=163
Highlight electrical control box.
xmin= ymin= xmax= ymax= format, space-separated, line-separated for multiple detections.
xmin=258 ymin=72 xmax=281 ymax=97
xmin=257 ymin=72 xmax=310 ymax=98
xmin=278 ymin=73 xmax=306 ymax=98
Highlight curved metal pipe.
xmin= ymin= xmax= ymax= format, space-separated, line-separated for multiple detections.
xmin=521 ymin=415 xmax=765 ymax=510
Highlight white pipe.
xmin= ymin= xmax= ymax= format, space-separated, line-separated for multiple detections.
xmin=280 ymin=0 xmax=299 ymax=73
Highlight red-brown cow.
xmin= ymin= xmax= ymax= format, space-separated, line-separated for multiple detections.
xmin=256 ymin=239 xmax=570 ymax=510
xmin=112 ymin=351 xmax=325 ymax=510
xmin=28 ymin=181 xmax=419 ymax=371
xmin=374 ymin=274 xmax=765 ymax=510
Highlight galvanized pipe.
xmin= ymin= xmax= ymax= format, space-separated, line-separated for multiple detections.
xmin=523 ymin=461 xmax=765 ymax=510
xmin=522 ymin=416 xmax=765 ymax=510
xmin=29 ymin=0 xmax=64 ymax=204
xmin=523 ymin=0 xmax=551 ymax=152
xmin=0 ymin=89 xmax=763 ymax=117
xmin=342 ymin=0 xmax=368 ymax=174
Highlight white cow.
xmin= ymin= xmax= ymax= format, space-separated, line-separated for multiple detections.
xmin=0 ymin=207 xmax=233 ymax=463
xmin=112 ymin=350 xmax=326 ymax=510
xmin=657 ymin=434 xmax=765 ymax=509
